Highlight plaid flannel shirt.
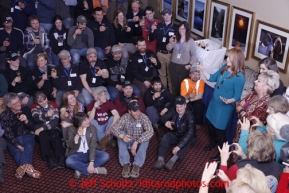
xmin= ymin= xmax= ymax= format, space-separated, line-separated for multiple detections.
xmin=111 ymin=113 xmax=153 ymax=144
xmin=24 ymin=26 xmax=51 ymax=55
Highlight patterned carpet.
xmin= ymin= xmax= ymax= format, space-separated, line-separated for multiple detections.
xmin=0 ymin=127 xmax=225 ymax=193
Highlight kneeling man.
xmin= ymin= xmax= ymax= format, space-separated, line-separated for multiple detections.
xmin=111 ymin=101 xmax=153 ymax=178
xmin=153 ymin=96 xmax=196 ymax=171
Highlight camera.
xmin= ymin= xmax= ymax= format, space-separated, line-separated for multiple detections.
xmin=278 ymin=142 xmax=289 ymax=166
xmin=229 ymin=144 xmax=236 ymax=152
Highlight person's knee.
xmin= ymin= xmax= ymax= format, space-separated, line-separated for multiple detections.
xmin=65 ymin=157 xmax=73 ymax=167
xmin=102 ymin=152 xmax=110 ymax=162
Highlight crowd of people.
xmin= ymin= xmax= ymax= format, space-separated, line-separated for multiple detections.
xmin=0 ymin=1 xmax=289 ymax=192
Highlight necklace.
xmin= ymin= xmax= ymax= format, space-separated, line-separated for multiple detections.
xmin=216 ymin=71 xmax=231 ymax=89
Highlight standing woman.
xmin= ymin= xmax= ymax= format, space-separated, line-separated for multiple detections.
xmin=258 ymin=57 xmax=285 ymax=96
xmin=112 ymin=10 xmax=137 ymax=61
xmin=60 ymin=92 xmax=85 ymax=141
xmin=166 ymin=21 xmax=197 ymax=96
xmin=197 ymin=47 xmax=246 ymax=161
xmin=48 ymin=15 xmax=70 ymax=66
xmin=32 ymin=53 xmax=56 ymax=101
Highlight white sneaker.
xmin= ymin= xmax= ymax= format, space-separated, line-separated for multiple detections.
xmin=74 ymin=170 xmax=81 ymax=179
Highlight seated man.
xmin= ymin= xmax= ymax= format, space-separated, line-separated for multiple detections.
xmin=51 ymin=50 xmax=84 ymax=107
xmin=130 ymin=37 xmax=161 ymax=97
xmin=23 ymin=15 xmax=52 ymax=71
xmin=180 ymin=67 xmax=205 ymax=129
xmin=144 ymin=76 xmax=174 ymax=136
xmin=0 ymin=124 xmax=6 ymax=183
xmin=114 ymin=80 xmax=145 ymax=116
xmin=67 ymin=15 xmax=94 ymax=64
xmin=87 ymin=87 xmax=120 ymax=150
xmin=79 ymin=47 xmax=110 ymax=106
xmin=111 ymin=101 xmax=153 ymax=178
xmin=153 ymin=96 xmax=196 ymax=171
xmin=105 ymin=45 xmax=140 ymax=102
xmin=31 ymin=91 xmax=65 ymax=170
xmin=2 ymin=51 xmax=33 ymax=107
xmin=0 ymin=93 xmax=41 ymax=179
xmin=126 ymin=0 xmax=144 ymax=38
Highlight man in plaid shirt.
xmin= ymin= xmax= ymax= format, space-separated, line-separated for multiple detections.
xmin=111 ymin=101 xmax=153 ymax=179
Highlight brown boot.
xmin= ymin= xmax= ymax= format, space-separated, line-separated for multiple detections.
xmin=15 ymin=165 xmax=26 ymax=179
xmin=99 ymin=135 xmax=110 ymax=151
xmin=24 ymin=164 xmax=41 ymax=178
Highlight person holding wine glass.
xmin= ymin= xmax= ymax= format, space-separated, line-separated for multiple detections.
xmin=166 ymin=21 xmax=197 ymax=96
xmin=60 ymin=91 xmax=85 ymax=141
xmin=3 ymin=51 xmax=33 ymax=107
xmin=32 ymin=53 xmax=57 ymax=101
xmin=112 ymin=10 xmax=137 ymax=61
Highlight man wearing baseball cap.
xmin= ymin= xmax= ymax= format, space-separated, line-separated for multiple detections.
xmin=67 ymin=15 xmax=94 ymax=64
xmin=79 ymin=47 xmax=110 ymax=106
xmin=149 ymin=8 xmax=177 ymax=93
xmin=111 ymin=101 xmax=153 ymax=178
xmin=0 ymin=14 xmax=24 ymax=71
xmin=153 ymin=96 xmax=196 ymax=171
xmin=114 ymin=80 xmax=145 ymax=116
xmin=51 ymin=49 xmax=84 ymax=107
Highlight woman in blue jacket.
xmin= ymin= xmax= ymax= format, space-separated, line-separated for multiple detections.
xmin=197 ymin=47 xmax=245 ymax=161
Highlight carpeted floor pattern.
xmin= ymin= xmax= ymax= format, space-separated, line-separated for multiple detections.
xmin=0 ymin=126 xmax=226 ymax=193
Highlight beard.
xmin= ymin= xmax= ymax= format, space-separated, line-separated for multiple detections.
xmin=89 ymin=61 xmax=96 ymax=65
xmin=138 ymin=48 xmax=147 ymax=54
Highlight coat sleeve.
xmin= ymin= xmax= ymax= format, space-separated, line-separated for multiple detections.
xmin=176 ymin=112 xmax=195 ymax=149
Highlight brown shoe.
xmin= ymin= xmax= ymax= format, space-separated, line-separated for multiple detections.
xmin=24 ymin=164 xmax=41 ymax=178
xmin=99 ymin=135 xmax=110 ymax=151
xmin=15 ymin=165 xmax=26 ymax=179
xmin=130 ymin=164 xmax=140 ymax=178
xmin=122 ymin=163 xmax=131 ymax=178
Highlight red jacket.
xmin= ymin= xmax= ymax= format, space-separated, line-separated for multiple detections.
xmin=277 ymin=173 xmax=289 ymax=193
xmin=142 ymin=19 xmax=161 ymax=53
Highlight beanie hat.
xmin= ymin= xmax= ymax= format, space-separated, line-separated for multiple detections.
xmin=266 ymin=112 xmax=289 ymax=141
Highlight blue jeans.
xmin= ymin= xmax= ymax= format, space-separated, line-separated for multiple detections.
xmin=70 ymin=48 xmax=88 ymax=64
xmin=94 ymin=47 xmax=105 ymax=60
xmin=81 ymin=87 xmax=110 ymax=106
xmin=90 ymin=117 xmax=113 ymax=142
xmin=6 ymin=134 xmax=35 ymax=166
xmin=51 ymin=51 xmax=61 ymax=66
xmin=62 ymin=18 xmax=74 ymax=29
xmin=26 ymin=53 xmax=52 ymax=71
xmin=66 ymin=150 xmax=110 ymax=175
xmin=146 ymin=106 xmax=159 ymax=125
xmin=117 ymin=131 xmax=149 ymax=167
xmin=107 ymin=84 xmax=141 ymax=102
xmin=40 ymin=23 xmax=53 ymax=32
xmin=56 ymin=90 xmax=85 ymax=107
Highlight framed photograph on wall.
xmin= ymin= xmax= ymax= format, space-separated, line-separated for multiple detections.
xmin=208 ymin=1 xmax=230 ymax=46
xmin=191 ymin=0 xmax=207 ymax=37
xmin=228 ymin=7 xmax=254 ymax=59
xmin=175 ymin=0 xmax=190 ymax=22
xmin=160 ymin=0 xmax=174 ymax=13
xmin=253 ymin=20 xmax=289 ymax=73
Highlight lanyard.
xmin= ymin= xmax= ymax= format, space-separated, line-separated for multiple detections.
xmin=162 ymin=22 xmax=173 ymax=36
xmin=63 ymin=67 xmax=71 ymax=80
xmin=178 ymin=42 xmax=185 ymax=53
xmin=90 ymin=65 xmax=96 ymax=76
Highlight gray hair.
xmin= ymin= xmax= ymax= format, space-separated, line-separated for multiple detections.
xmin=259 ymin=70 xmax=280 ymax=94
xmin=3 ymin=92 xmax=18 ymax=106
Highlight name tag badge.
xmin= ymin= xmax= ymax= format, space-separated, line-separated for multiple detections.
xmin=11 ymin=7 xmax=14 ymax=12
xmin=68 ymin=81 xmax=72 ymax=86
xmin=58 ymin=42 xmax=63 ymax=46
xmin=70 ymin=73 xmax=77 ymax=77
xmin=168 ymin=32 xmax=174 ymax=36
xmin=120 ymin=75 xmax=125 ymax=79
xmin=92 ymin=78 xmax=96 ymax=83
xmin=145 ymin=66 xmax=149 ymax=72
xmin=135 ymin=24 xmax=139 ymax=27
xmin=136 ymin=123 xmax=141 ymax=127
xmin=138 ymin=59 xmax=143 ymax=63
xmin=177 ymin=53 xmax=181 ymax=59
xmin=162 ymin=37 xmax=166 ymax=42
xmin=15 ymin=5 xmax=21 ymax=10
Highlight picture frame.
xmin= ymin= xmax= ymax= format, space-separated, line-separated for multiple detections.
xmin=228 ymin=6 xmax=255 ymax=59
xmin=208 ymin=1 xmax=230 ymax=46
xmin=160 ymin=0 xmax=174 ymax=14
xmin=191 ymin=0 xmax=208 ymax=37
xmin=175 ymin=0 xmax=190 ymax=22
xmin=253 ymin=20 xmax=289 ymax=73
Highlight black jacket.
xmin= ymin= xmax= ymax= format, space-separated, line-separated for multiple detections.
xmin=105 ymin=57 xmax=127 ymax=87
xmin=126 ymin=9 xmax=144 ymax=37
xmin=112 ymin=23 xmax=136 ymax=44
xmin=48 ymin=25 xmax=70 ymax=55
xmin=144 ymin=87 xmax=174 ymax=112
xmin=160 ymin=108 xmax=196 ymax=149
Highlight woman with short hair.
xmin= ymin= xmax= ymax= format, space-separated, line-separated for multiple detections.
xmin=65 ymin=112 xmax=109 ymax=178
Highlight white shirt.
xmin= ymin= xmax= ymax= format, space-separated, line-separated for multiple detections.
xmin=76 ymin=128 xmax=89 ymax=153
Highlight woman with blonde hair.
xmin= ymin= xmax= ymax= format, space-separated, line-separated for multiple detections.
xmin=198 ymin=47 xmax=246 ymax=161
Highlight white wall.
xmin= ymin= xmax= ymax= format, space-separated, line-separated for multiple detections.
xmin=149 ymin=0 xmax=289 ymax=86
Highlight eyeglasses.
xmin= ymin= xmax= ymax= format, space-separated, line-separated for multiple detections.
xmin=11 ymin=100 xmax=21 ymax=106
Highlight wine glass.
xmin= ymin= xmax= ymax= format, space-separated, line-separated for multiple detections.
xmin=17 ymin=110 xmax=22 ymax=119
xmin=95 ymin=67 xmax=100 ymax=76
